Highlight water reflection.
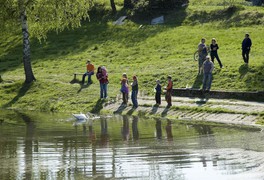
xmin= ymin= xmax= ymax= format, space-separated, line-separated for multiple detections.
xmin=156 ymin=119 xmax=162 ymax=140
xmin=166 ymin=120 xmax=173 ymax=141
xmin=122 ymin=115 xmax=130 ymax=141
xmin=132 ymin=116 xmax=139 ymax=141
xmin=0 ymin=110 xmax=264 ymax=180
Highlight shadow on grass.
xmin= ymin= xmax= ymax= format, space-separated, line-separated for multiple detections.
xmin=90 ymin=99 xmax=105 ymax=114
xmin=113 ymin=104 xmax=127 ymax=114
xmin=127 ymin=107 xmax=135 ymax=115
xmin=239 ymin=64 xmax=249 ymax=79
xmin=192 ymin=74 xmax=203 ymax=89
xmin=150 ymin=105 xmax=159 ymax=114
xmin=161 ymin=107 xmax=169 ymax=117
xmin=77 ymin=83 xmax=92 ymax=93
xmin=2 ymin=83 xmax=32 ymax=108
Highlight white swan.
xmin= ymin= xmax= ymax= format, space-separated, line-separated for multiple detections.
xmin=72 ymin=112 xmax=101 ymax=121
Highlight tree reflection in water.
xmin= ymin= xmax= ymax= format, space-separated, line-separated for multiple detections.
xmin=0 ymin=111 xmax=263 ymax=179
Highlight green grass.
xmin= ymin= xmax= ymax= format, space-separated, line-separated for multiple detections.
xmin=0 ymin=0 xmax=264 ymax=112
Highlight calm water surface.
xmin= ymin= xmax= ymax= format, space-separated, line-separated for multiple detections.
xmin=1 ymin=110 xmax=264 ymax=180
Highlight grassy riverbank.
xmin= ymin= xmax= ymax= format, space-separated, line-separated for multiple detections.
xmin=0 ymin=0 xmax=264 ymax=113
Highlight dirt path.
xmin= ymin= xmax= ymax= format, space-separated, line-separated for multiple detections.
xmin=103 ymin=96 xmax=264 ymax=127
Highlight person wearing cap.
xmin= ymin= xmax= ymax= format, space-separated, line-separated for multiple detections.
xmin=202 ymin=56 xmax=214 ymax=91
xmin=165 ymin=76 xmax=173 ymax=108
xmin=242 ymin=33 xmax=252 ymax=64
xmin=82 ymin=60 xmax=95 ymax=84
xmin=155 ymin=79 xmax=162 ymax=105
xmin=131 ymin=75 xmax=138 ymax=108
xmin=197 ymin=38 xmax=208 ymax=74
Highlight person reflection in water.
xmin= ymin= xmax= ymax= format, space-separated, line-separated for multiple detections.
xmin=165 ymin=120 xmax=173 ymax=141
xmin=88 ymin=123 xmax=96 ymax=142
xmin=132 ymin=116 xmax=139 ymax=141
xmin=122 ymin=115 xmax=130 ymax=141
xmin=156 ymin=120 xmax=162 ymax=140
xmin=100 ymin=118 xmax=109 ymax=147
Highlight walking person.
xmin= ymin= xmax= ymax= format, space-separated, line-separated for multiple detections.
xmin=242 ymin=33 xmax=252 ymax=64
xmin=155 ymin=79 xmax=162 ymax=105
xmin=82 ymin=60 xmax=95 ymax=85
xmin=131 ymin=75 xmax=138 ymax=108
xmin=164 ymin=75 xmax=173 ymax=108
xmin=210 ymin=38 xmax=223 ymax=68
xmin=197 ymin=38 xmax=208 ymax=74
xmin=96 ymin=66 xmax=108 ymax=99
xmin=202 ymin=56 xmax=214 ymax=92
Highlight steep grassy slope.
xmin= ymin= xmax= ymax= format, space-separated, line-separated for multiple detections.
xmin=0 ymin=0 xmax=263 ymax=112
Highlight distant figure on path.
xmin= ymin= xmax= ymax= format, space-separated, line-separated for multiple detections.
xmin=164 ymin=76 xmax=173 ymax=108
xmin=197 ymin=38 xmax=208 ymax=74
xmin=96 ymin=66 xmax=108 ymax=99
xmin=131 ymin=75 xmax=138 ymax=108
xmin=82 ymin=60 xmax=95 ymax=84
xmin=155 ymin=79 xmax=162 ymax=105
xmin=242 ymin=33 xmax=252 ymax=64
xmin=202 ymin=56 xmax=214 ymax=91
xmin=210 ymin=38 xmax=223 ymax=68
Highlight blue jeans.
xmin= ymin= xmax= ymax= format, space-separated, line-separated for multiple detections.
xmin=202 ymin=73 xmax=212 ymax=90
xmin=100 ymin=83 xmax=108 ymax=98
xmin=131 ymin=90 xmax=138 ymax=107
xmin=82 ymin=71 xmax=94 ymax=84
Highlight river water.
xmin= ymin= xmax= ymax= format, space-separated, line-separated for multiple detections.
xmin=1 ymin=110 xmax=264 ymax=180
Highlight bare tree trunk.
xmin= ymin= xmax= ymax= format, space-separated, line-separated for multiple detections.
xmin=110 ymin=0 xmax=117 ymax=14
xmin=20 ymin=6 xmax=36 ymax=83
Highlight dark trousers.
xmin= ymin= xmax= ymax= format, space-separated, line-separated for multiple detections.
xmin=131 ymin=90 xmax=138 ymax=108
xmin=210 ymin=52 xmax=222 ymax=68
xmin=122 ymin=92 xmax=128 ymax=105
xmin=242 ymin=49 xmax=250 ymax=64
xmin=165 ymin=91 xmax=172 ymax=106
xmin=155 ymin=92 xmax=161 ymax=104
xmin=82 ymin=71 xmax=94 ymax=84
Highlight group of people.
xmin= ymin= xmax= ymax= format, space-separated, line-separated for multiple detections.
xmin=119 ymin=74 xmax=173 ymax=108
xmin=82 ymin=60 xmax=109 ymax=99
xmin=81 ymin=33 xmax=252 ymax=108
xmin=197 ymin=33 xmax=252 ymax=91
xmin=81 ymin=59 xmax=174 ymax=108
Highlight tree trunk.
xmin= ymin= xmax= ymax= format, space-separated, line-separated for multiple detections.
xmin=110 ymin=0 xmax=117 ymax=14
xmin=21 ymin=9 xmax=36 ymax=83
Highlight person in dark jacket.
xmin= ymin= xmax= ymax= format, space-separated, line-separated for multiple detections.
xmin=155 ymin=79 xmax=162 ymax=105
xmin=131 ymin=75 xmax=138 ymax=108
xmin=210 ymin=38 xmax=223 ymax=68
xmin=242 ymin=33 xmax=252 ymax=64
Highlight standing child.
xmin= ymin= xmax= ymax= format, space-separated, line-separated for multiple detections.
xmin=96 ymin=66 xmax=108 ymax=99
xmin=164 ymin=76 xmax=173 ymax=108
xmin=122 ymin=73 xmax=129 ymax=102
xmin=155 ymin=79 xmax=162 ymax=105
xmin=131 ymin=75 xmax=138 ymax=108
xmin=120 ymin=78 xmax=129 ymax=106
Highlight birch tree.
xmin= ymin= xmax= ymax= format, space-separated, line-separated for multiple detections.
xmin=0 ymin=0 xmax=91 ymax=83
